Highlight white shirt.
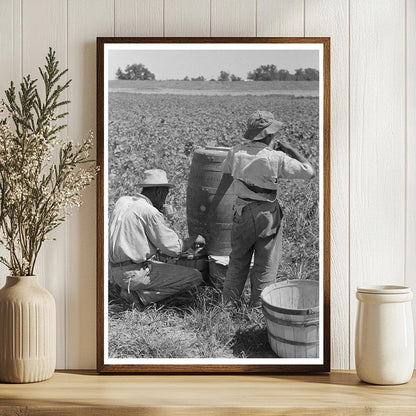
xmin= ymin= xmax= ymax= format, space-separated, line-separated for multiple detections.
xmin=109 ymin=195 xmax=182 ymax=264
xmin=221 ymin=141 xmax=314 ymax=203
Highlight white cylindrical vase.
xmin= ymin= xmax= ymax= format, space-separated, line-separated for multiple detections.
xmin=0 ymin=276 xmax=56 ymax=383
xmin=355 ymin=285 xmax=414 ymax=385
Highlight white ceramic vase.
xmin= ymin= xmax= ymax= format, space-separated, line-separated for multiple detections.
xmin=0 ymin=276 xmax=56 ymax=383
xmin=355 ymin=285 xmax=414 ymax=385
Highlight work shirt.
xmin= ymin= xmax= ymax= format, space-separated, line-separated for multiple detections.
xmin=221 ymin=141 xmax=314 ymax=203
xmin=109 ymin=195 xmax=182 ymax=264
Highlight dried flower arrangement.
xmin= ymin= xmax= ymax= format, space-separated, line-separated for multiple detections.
xmin=0 ymin=49 xmax=96 ymax=276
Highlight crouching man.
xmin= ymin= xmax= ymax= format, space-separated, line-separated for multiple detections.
xmin=109 ymin=169 xmax=203 ymax=306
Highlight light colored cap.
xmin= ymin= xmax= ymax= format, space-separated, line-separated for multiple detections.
xmin=138 ymin=169 xmax=174 ymax=188
xmin=243 ymin=110 xmax=284 ymax=141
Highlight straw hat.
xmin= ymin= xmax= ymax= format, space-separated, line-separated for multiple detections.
xmin=139 ymin=169 xmax=174 ymax=188
xmin=243 ymin=110 xmax=283 ymax=141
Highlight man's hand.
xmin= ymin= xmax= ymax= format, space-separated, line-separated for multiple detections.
xmin=275 ymin=140 xmax=295 ymax=155
xmin=118 ymin=267 xmax=151 ymax=291
xmin=194 ymin=235 xmax=206 ymax=246
xmin=183 ymin=235 xmax=206 ymax=252
xmin=194 ymin=235 xmax=206 ymax=254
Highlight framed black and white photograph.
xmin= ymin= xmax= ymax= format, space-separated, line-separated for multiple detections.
xmin=97 ymin=37 xmax=330 ymax=373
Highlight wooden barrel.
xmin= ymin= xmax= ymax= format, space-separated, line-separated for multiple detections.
xmin=187 ymin=146 xmax=236 ymax=256
xmin=261 ymin=280 xmax=320 ymax=358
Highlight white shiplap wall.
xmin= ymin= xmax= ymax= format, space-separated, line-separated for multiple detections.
xmin=0 ymin=0 xmax=414 ymax=370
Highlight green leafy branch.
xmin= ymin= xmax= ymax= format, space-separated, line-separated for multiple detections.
xmin=0 ymin=49 xmax=96 ymax=276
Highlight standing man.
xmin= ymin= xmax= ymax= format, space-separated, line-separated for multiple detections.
xmin=211 ymin=111 xmax=315 ymax=306
xmin=109 ymin=169 xmax=203 ymax=306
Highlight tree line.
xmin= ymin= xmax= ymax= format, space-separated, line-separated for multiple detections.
xmin=115 ymin=63 xmax=319 ymax=81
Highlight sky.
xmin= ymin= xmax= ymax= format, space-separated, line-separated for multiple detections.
xmin=108 ymin=49 xmax=319 ymax=80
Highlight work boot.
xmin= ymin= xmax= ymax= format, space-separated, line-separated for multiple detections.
xmin=120 ymin=288 xmax=145 ymax=311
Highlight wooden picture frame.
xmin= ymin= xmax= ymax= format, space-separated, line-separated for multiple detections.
xmin=97 ymin=37 xmax=330 ymax=374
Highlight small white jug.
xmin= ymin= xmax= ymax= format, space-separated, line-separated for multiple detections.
xmin=355 ymin=285 xmax=414 ymax=385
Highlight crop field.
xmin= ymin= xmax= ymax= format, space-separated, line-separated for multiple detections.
xmin=108 ymin=81 xmax=319 ymax=358
xmin=109 ymin=79 xmax=319 ymax=92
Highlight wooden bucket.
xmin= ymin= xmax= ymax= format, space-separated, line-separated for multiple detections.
xmin=187 ymin=146 xmax=236 ymax=256
xmin=261 ymin=280 xmax=319 ymax=358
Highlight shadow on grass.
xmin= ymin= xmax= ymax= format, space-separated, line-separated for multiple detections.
xmin=108 ymin=282 xmax=132 ymax=315
xmin=109 ymin=282 xmax=216 ymax=315
xmin=232 ymin=326 xmax=276 ymax=358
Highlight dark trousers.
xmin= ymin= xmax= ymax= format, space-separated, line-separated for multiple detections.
xmin=223 ymin=200 xmax=283 ymax=306
xmin=110 ymin=260 xmax=203 ymax=305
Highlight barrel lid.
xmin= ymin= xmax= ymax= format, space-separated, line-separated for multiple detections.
xmin=357 ymin=285 xmax=411 ymax=294
xmin=195 ymin=146 xmax=230 ymax=156
xmin=205 ymin=146 xmax=230 ymax=151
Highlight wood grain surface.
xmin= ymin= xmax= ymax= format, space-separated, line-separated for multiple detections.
xmin=349 ymin=0 xmax=406 ymax=369
xmin=406 ymin=0 xmax=416 ymax=367
xmin=22 ymin=0 xmax=68 ymax=369
xmin=115 ymin=0 xmax=162 ymax=37
xmin=165 ymin=0 xmax=210 ymax=37
xmin=0 ymin=0 xmax=414 ymax=371
xmin=0 ymin=371 xmax=415 ymax=415
xmin=0 ymin=0 xmax=21 ymax=287
xmin=66 ymin=0 xmax=114 ymax=370
xmin=305 ymin=0 xmax=350 ymax=371
xmin=257 ymin=0 xmax=304 ymax=37
xmin=211 ymin=0 xmax=256 ymax=37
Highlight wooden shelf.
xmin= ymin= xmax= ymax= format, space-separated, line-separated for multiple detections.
xmin=0 ymin=370 xmax=415 ymax=415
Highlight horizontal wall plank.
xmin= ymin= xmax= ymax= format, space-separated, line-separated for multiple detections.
xmin=211 ymin=0 xmax=256 ymax=37
xmin=305 ymin=0 xmax=350 ymax=370
xmin=165 ymin=0 xmax=210 ymax=37
xmin=115 ymin=0 xmax=163 ymax=37
xmin=349 ymin=0 xmax=406 ymax=369
xmin=67 ymin=0 xmax=114 ymax=369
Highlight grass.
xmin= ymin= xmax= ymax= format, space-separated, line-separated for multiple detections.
xmin=109 ymin=283 xmax=274 ymax=359
xmin=108 ymin=83 xmax=320 ymax=358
